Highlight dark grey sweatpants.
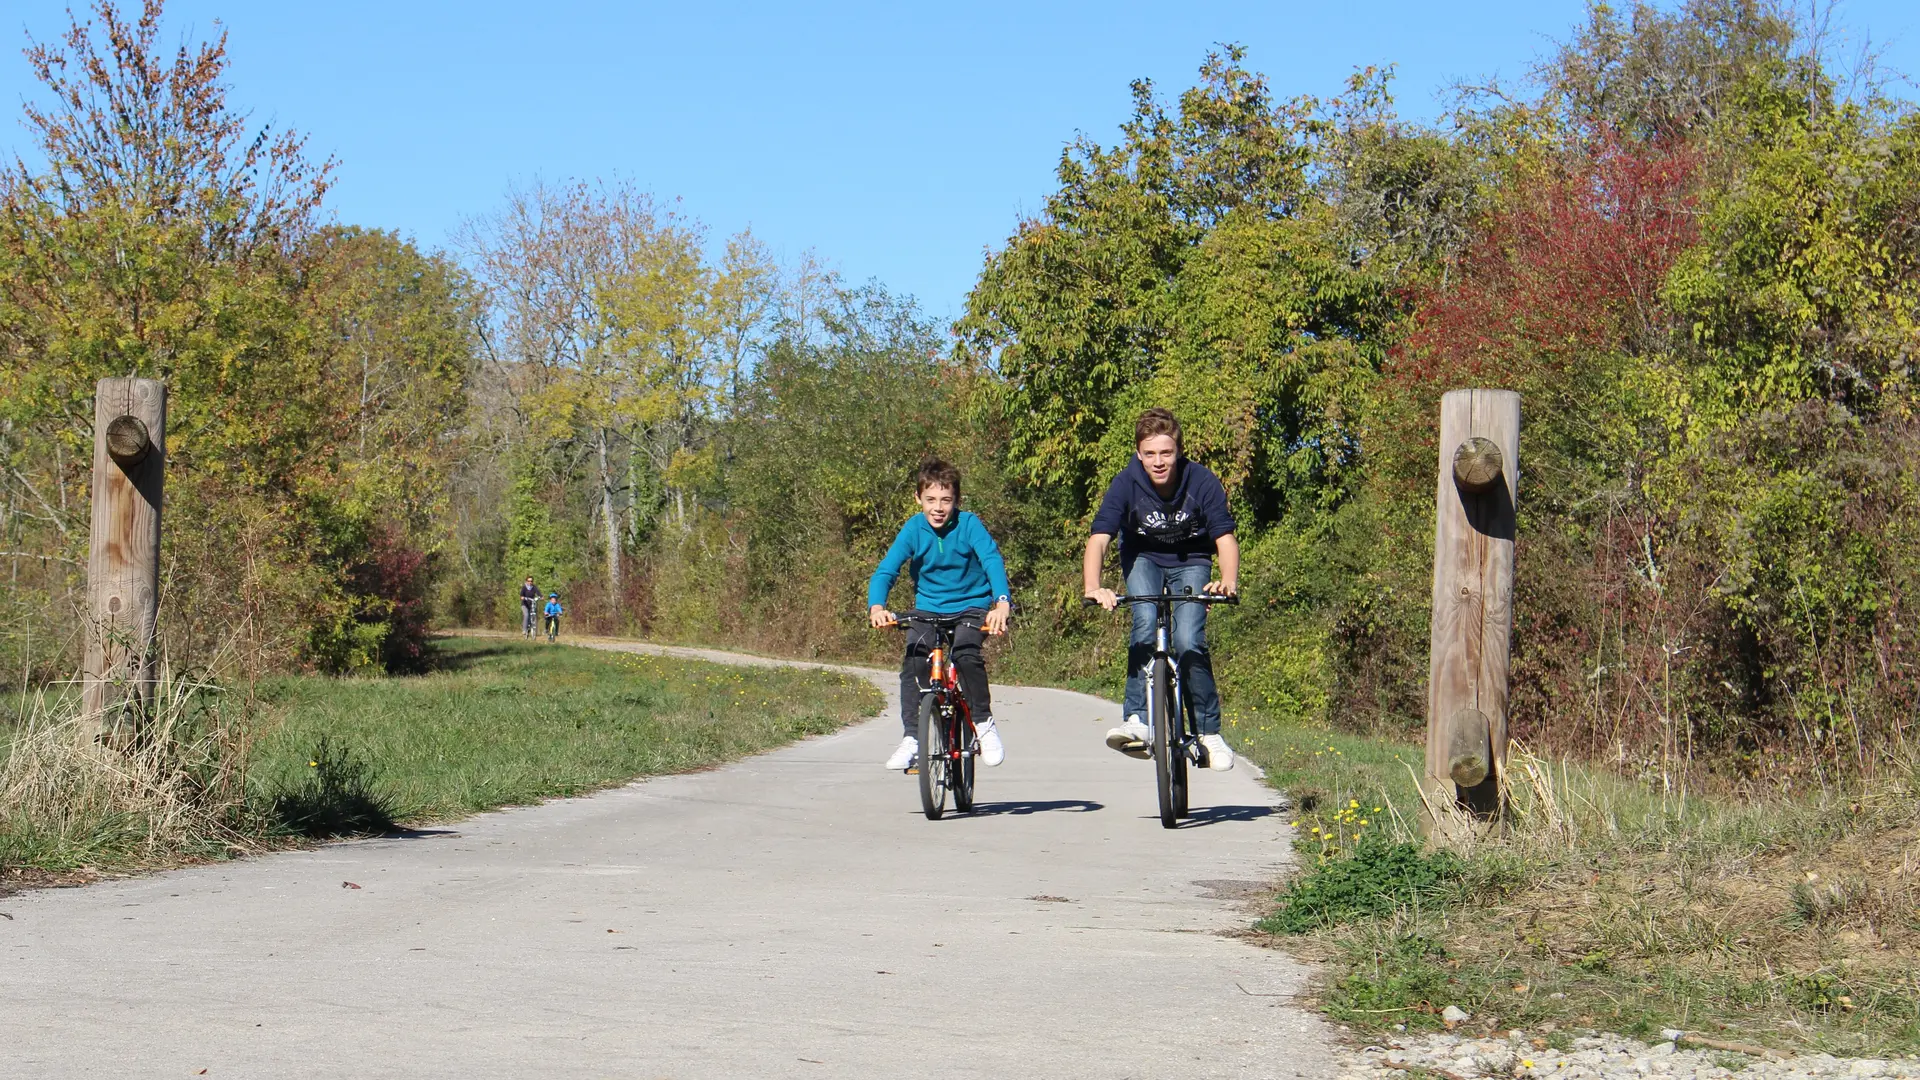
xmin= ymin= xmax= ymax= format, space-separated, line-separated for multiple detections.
xmin=898 ymin=610 xmax=992 ymax=736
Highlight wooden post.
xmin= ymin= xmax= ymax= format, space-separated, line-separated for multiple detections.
xmin=82 ymin=377 xmax=167 ymax=732
xmin=1424 ymin=389 xmax=1519 ymax=822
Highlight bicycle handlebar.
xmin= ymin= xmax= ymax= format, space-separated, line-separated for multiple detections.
xmin=876 ymin=607 xmax=1018 ymax=631
xmin=1082 ymin=591 xmax=1239 ymax=608
xmin=884 ymin=613 xmax=979 ymax=628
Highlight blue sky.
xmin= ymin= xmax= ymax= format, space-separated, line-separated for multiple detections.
xmin=3 ymin=1 xmax=1916 ymax=319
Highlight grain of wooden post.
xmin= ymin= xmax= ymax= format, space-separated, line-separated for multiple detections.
xmin=82 ymin=377 xmax=167 ymax=733
xmin=1424 ymin=389 xmax=1519 ymax=822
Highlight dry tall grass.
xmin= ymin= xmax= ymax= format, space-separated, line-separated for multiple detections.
xmin=1399 ymin=744 xmax=1920 ymax=1052
xmin=1 ymin=664 xmax=257 ymax=872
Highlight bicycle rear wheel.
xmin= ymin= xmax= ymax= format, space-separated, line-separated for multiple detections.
xmin=917 ymin=693 xmax=947 ymax=820
xmin=1150 ymin=658 xmax=1177 ymax=829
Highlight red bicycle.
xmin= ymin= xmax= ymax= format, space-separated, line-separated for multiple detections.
xmin=890 ymin=612 xmax=980 ymax=820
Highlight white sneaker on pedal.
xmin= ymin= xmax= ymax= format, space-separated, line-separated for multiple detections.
xmin=1104 ymin=716 xmax=1153 ymax=759
xmin=885 ymin=736 xmax=918 ymax=770
xmin=1199 ymin=733 xmax=1235 ymax=771
xmin=975 ymin=719 xmax=1005 ymax=766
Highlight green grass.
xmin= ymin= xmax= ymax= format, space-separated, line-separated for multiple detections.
xmin=252 ymin=636 xmax=881 ymax=823
xmin=1222 ymin=704 xmax=1920 ymax=1059
xmin=2 ymin=637 xmax=880 ymax=883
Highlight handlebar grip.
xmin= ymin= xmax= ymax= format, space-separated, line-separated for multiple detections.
xmin=1081 ymin=597 xmax=1100 ymax=608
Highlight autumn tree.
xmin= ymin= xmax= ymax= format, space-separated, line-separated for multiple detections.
xmin=0 ymin=0 xmax=475 ymax=674
xmin=460 ymin=181 xmax=774 ymax=603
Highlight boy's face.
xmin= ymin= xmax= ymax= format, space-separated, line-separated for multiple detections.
xmin=917 ymin=483 xmax=957 ymax=528
xmin=1137 ymin=434 xmax=1178 ymax=487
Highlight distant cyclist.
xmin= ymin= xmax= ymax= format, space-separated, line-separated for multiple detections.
xmin=868 ymin=459 xmax=1012 ymax=770
xmin=520 ymin=576 xmax=540 ymax=637
xmin=1083 ymin=408 xmax=1239 ymax=771
xmin=542 ymin=592 xmax=564 ymax=643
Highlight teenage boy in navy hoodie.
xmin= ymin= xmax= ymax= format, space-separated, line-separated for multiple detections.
xmin=868 ymin=459 xmax=1012 ymax=771
xmin=1083 ymin=408 xmax=1240 ymax=771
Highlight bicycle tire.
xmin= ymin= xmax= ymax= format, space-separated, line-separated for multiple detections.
xmin=1150 ymin=658 xmax=1177 ymax=829
xmin=953 ymin=715 xmax=976 ymax=814
xmin=917 ymin=693 xmax=947 ymax=820
xmin=1171 ymin=700 xmax=1191 ymax=819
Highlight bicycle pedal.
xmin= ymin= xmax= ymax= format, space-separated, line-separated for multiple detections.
xmin=905 ymin=766 xmax=919 ymax=775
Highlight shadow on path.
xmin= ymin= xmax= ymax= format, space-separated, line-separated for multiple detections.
xmin=968 ymin=799 xmax=1105 ymax=816
xmin=1166 ymin=804 xmax=1276 ymax=828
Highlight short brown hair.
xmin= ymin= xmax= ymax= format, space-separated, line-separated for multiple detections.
xmin=1135 ymin=407 xmax=1182 ymax=452
xmin=916 ymin=458 xmax=961 ymax=498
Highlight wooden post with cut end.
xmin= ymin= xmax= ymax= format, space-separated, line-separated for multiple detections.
xmin=1424 ymin=389 xmax=1519 ymax=822
xmin=82 ymin=377 xmax=167 ymax=733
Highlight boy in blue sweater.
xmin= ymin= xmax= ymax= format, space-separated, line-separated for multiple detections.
xmin=868 ymin=459 xmax=1012 ymax=770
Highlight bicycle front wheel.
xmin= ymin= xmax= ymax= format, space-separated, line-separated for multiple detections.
xmin=953 ymin=710 xmax=977 ymax=814
xmin=1171 ymin=705 xmax=1190 ymax=819
xmin=1150 ymin=658 xmax=1177 ymax=829
xmin=917 ymin=693 xmax=947 ymax=820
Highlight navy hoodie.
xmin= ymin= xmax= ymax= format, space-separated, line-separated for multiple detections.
xmin=1089 ymin=457 xmax=1236 ymax=572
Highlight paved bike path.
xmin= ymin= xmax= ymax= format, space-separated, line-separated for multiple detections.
xmin=1 ymin=638 xmax=1339 ymax=1079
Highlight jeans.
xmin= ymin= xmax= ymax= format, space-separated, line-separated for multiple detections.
xmin=899 ymin=609 xmax=992 ymax=738
xmin=1123 ymin=559 xmax=1222 ymax=735
xmin=523 ymin=603 xmax=537 ymax=636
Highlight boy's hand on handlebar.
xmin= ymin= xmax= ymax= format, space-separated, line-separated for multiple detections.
xmin=869 ymin=604 xmax=897 ymax=629
xmin=983 ymin=600 xmax=1012 ymax=636
xmin=1085 ymin=587 xmax=1119 ymax=611
xmin=1202 ymin=578 xmax=1238 ymax=598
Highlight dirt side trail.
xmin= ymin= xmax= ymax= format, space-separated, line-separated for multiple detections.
xmin=0 ymin=636 xmax=1338 ymax=1079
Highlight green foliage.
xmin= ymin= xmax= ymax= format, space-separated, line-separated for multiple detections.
xmin=957 ymin=46 xmax=1394 ymax=523
xmin=1258 ymin=835 xmax=1461 ymax=933
xmin=506 ymin=468 xmax=573 ymax=591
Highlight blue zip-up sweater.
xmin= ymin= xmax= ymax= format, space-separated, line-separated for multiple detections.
xmin=867 ymin=511 xmax=1011 ymax=614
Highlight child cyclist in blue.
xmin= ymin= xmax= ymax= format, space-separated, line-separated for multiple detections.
xmin=542 ymin=593 xmax=563 ymax=643
xmin=868 ymin=459 xmax=1012 ymax=771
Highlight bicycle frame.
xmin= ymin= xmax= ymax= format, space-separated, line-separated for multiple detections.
xmin=914 ymin=620 xmax=976 ymax=741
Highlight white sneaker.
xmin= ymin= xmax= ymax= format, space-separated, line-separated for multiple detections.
xmin=1104 ymin=716 xmax=1153 ymax=759
xmin=1199 ymin=733 xmax=1235 ymax=771
xmin=885 ymin=736 xmax=918 ymax=770
xmin=975 ymin=719 xmax=1005 ymax=766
